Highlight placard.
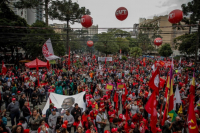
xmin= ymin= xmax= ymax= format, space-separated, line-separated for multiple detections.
xmin=106 ymin=84 xmax=113 ymax=90
xmin=117 ymin=83 xmax=124 ymax=89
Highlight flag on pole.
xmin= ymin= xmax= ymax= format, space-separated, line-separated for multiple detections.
xmin=168 ymin=110 xmax=177 ymax=122
xmin=168 ymin=62 xmax=174 ymax=112
xmin=145 ymin=91 xmax=157 ymax=133
xmin=1 ymin=61 xmax=7 ymax=75
xmin=42 ymin=38 xmax=60 ymax=60
xmin=174 ymin=85 xmax=182 ymax=109
xmin=148 ymin=68 xmax=160 ymax=95
xmin=187 ymin=94 xmax=198 ymax=133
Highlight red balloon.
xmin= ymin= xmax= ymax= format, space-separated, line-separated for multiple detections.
xmin=168 ymin=9 xmax=183 ymax=24
xmin=87 ymin=40 xmax=93 ymax=47
xmin=115 ymin=7 xmax=128 ymax=21
xmin=154 ymin=38 xmax=162 ymax=46
xmin=81 ymin=15 xmax=93 ymax=28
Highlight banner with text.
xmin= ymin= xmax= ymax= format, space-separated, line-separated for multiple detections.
xmin=98 ymin=57 xmax=112 ymax=62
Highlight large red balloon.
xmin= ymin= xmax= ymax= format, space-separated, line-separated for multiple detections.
xmin=115 ymin=7 xmax=128 ymax=21
xmin=81 ymin=15 xmax=93 ymax=28
xmin=168 ymin=9 xmax=183 ymax=24
xmin=154 ymin=38 xmax=162 ymax=46
xmin=87 ymin=40 xmax=93 ymax=47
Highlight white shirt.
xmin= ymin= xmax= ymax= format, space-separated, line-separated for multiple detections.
xmin=96 ymin=113 xmax=107 ymax=128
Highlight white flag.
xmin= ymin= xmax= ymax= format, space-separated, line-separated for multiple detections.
xmin=174 ymin=85 xmax=182 ymax=109
xmin=42 ymin=38 xmax=60 ymax=60
xmin=151 ymin=64 xmax=156 ymax=72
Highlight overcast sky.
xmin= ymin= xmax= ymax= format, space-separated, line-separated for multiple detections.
xmin=49 ymin=0 xmax=192 ymax=29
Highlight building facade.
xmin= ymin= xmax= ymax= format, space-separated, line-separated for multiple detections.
xmin=82 ymin=25 xmax=98 ymax=37
xmin=8 ymin=0 xmax=43 ymax=25
xmin=139 ymin=15 xmax=189 ymax=51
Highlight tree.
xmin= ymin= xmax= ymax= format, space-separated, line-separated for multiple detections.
xmin=137 ymin=32 xmax=151 ymax=54
xmin=180 ymin=0 xmax=200 ymax=65
xmin=23 ymin=20 xmax=65 ymax=58
xmin=48 ymin=0 xmax=90 ymax=52
xmin=115 ymin=38 xmax=130 ymax=54
xmin=174 ymin=33 xmax=197 ymax=55
xmin=158 ymin=43 xmax=173 ymax=57
xmin=94 ymin=32 xmax=118 ymax=56
xmin=130 ymin=47 xmax=142 ymax=59
xmin=0 ymin=1 xmax=28 ymax=63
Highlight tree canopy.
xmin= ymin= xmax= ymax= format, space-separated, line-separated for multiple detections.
xmin=158 ymin=43 xmax=173 ymax=57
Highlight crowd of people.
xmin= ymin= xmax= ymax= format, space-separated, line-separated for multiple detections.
xmin=0 ymin=55 xmax=199 ymax=133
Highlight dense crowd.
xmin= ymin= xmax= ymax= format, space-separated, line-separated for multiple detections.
xmin=0 ymin=55 xmax=199 ymax=133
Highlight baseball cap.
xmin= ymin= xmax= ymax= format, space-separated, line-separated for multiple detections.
xmin=100 ymin=98 xmax=104 ymax=101
xmin=51 ymin=108 xmax=57 ymax=111
xmin=99 ymin=108 xmax=103 ymax=112
xmin=92 ymin=105 xmax=96 ymax=108
xmin=12 ymin=98 xmax=16 ymax=101
xmin=111 ymin=128 xmax=118 ymax=133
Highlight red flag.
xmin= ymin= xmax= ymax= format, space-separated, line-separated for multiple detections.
xmin=93 ymin=55 xmax=96 ymax=60
xmin=159 ymin=60 xmax=165 ymax=66
xmin=185 ymin=72 xmax=188 ymax=85
xmin=159 ymin=78 xmax=165 ymax=88
xmin=68 ymin=47 xmax=71 ymax=68
xmin=148 ymin=68 xmax=160 ymax=94
xmin=47 ymin=60 xmax=50 ymax=70
xmin=122 ymin=83 xmax=128 ymax=102
xmin=49 ymin=98 xmax=52 ymax=104
xmin=145 ymin=91 xmax=157 ymax=133
xmin=1 ymin=61 xmax=7 ymax=75
xmin=187 ymin=94 xmax=198 ymax=133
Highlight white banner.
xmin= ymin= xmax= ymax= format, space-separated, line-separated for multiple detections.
xmin=42 ymin=92 xmax=86 ymax=115
xmin=98 ymin=57 xmax=112 ymax=61
xmin=42 ymin=38 xmax=60 ymax=61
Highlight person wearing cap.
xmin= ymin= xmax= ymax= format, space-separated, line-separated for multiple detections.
xmin=108 ymin=105 xmax=116 ymax=127
xmin=48 ymin=108 xmax=60 ymax=133
xmin=8 ymin=93 xmax=18 ymax=105
xmin=111 ymin=128 xmax=118 ymax=133
xmin=96 ymin=108 xmax=107 ymax=133
xmin=99 ymin=98 xmax=106 ymax=112
xmin=162 ymin=115 xmax=172 ymax=133
xmin=89 ymin=105 xmax=98 ymax=124
xmin=63 ymin=109 xmax=74 ymax=133
xmin=6 ymin=97 xmax=20 ymax=126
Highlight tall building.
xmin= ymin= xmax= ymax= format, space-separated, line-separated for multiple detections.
xmin=8 ymin=0 xmax=43 ymax=25
xmin=49 ymin=23 xmax=68 ymax=33
xmin=82 ymin=25 xmax=98 ymax=37
xmin=139 ymin=15 xmax=189 ymax=50
xmin=8 ymin=0 xmax=27 ymax=21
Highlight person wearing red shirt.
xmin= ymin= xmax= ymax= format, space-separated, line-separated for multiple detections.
xmin=86 ymin=122 xmax=97 ymax=133
xmin=84 ymin=89 xmax=93 ymax=104
xmin=108 ymin=106 xmax=116 ymax=123
xmin=99 ymin=98 xmax=105 ymax=112
xmin=73 ymin=114 xmax=84 ymax=129
xmin=132 ymin=111 xmax=143 ymax=124
xmin=89 ymin=105 xmax=98 ymax=123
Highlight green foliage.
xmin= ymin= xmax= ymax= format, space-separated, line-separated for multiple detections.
xmin=137 ymin=32 xmax=151 ymax=53
xmin=115 ymin=38 xmax=130 ymax=53
xmin=121 ymin=56 xmax=127 ymax=61
xmin=130 ymin=47 xmax=142 ymax=58
xmin=48 ymin=0 xmax=90 ymax=23
xmin=158 ymin=43 xmax=173 ymax=57
xmin=94 ymin=32 xmax=118 ymax=55
xmin=23 ymin=20 xmax=65 ymax=58
xmin=126 ymin=37 xmax=138 ymax=47
xmin=108 ymin=29 xmax=131 ymax=38
xmin=0 ymin=2 xmax=29 ymax=62
xmin=174 ymin=33 xmax=197 ymax=55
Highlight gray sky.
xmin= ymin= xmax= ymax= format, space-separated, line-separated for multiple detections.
xmin=49 ymin=0 xmax=192 ymax=29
